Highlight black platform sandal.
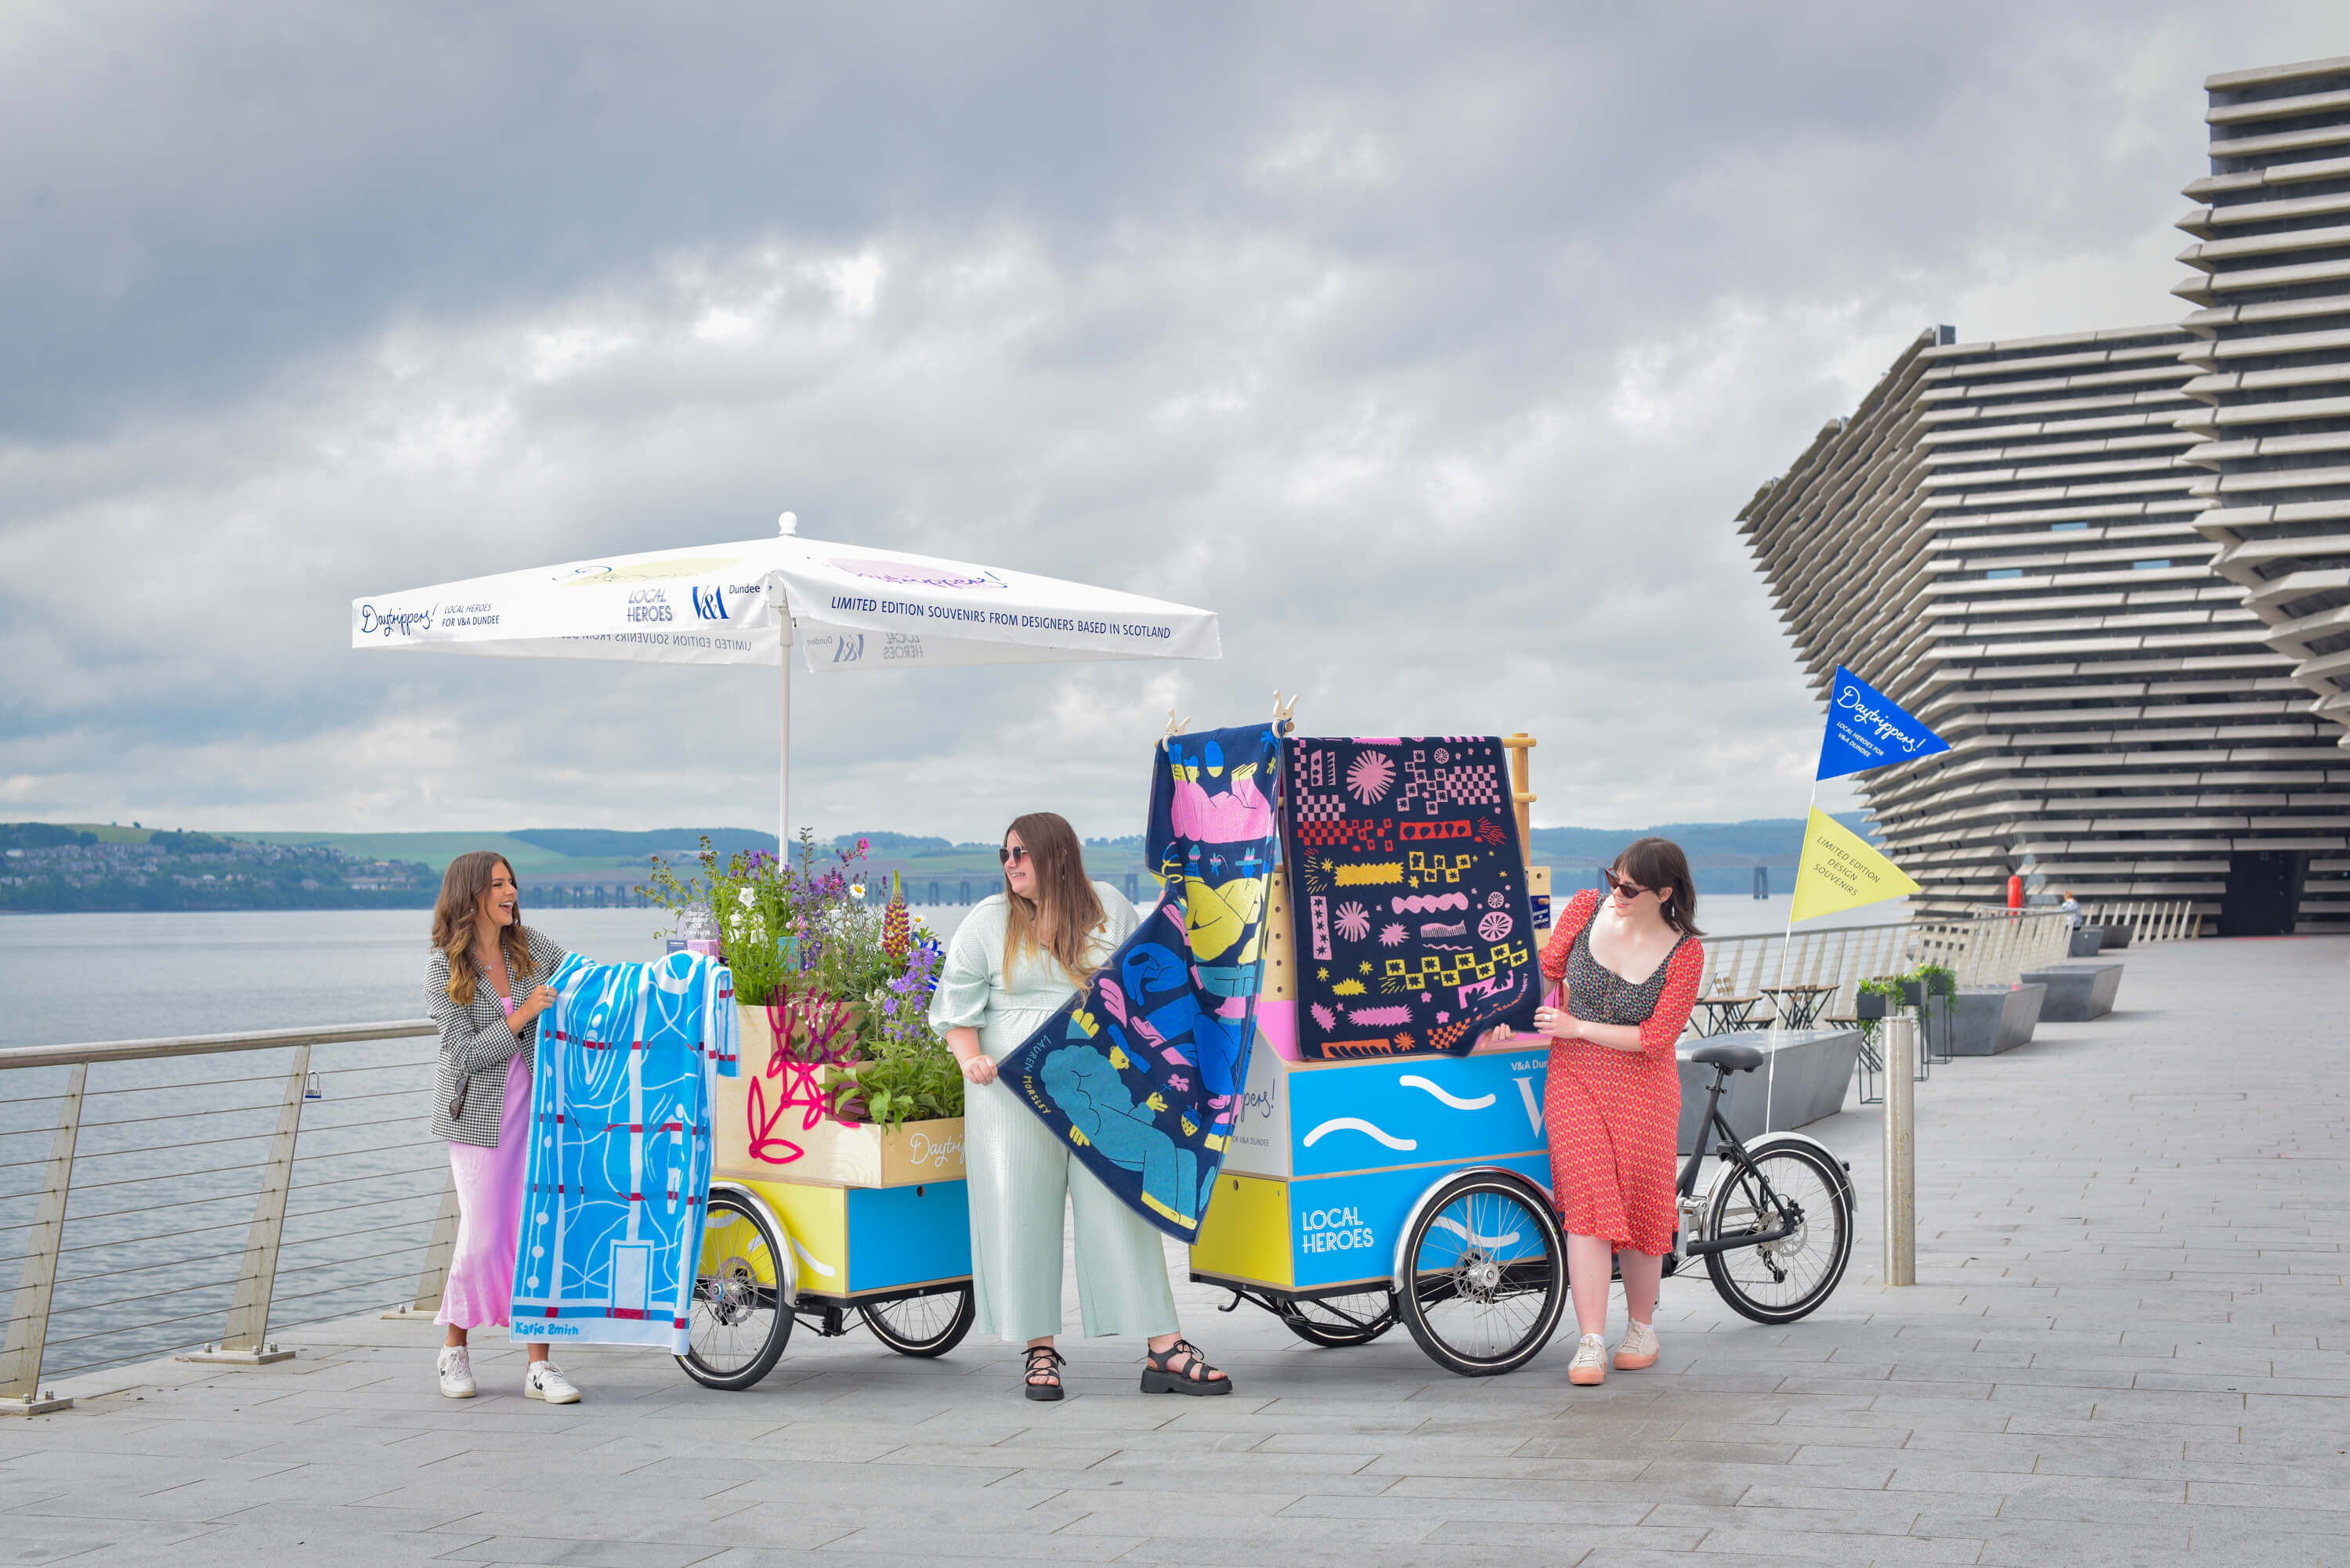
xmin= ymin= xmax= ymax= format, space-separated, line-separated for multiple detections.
xmin=1023 ymin=1346 xmax=1065 ymax=1402
xmin=1141 ymin=1338 xmax=1231 ymax=1396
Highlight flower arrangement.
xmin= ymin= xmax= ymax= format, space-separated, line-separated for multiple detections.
xmin=640 ymin=831 xmax=959 ymax=1130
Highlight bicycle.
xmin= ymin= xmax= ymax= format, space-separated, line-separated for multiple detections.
xmin=1668 ymin=1040 xmax=1856 ymax=1321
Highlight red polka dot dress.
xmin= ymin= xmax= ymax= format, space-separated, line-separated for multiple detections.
xmin=1539 ymin=889 xmax=1704 ymax=1257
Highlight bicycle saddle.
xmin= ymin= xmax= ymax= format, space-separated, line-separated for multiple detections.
xmin=1690 ymin=1042 xmax=1766 ymax=1075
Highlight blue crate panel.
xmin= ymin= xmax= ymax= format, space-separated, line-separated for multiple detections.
xmin=1289 ymin=1151 xmax=1553 ymax=1290
xmin=844 ymin=1180 xmax=972 ymax=1293
xmin=1287 ymin=1050 xmax=1551 ymax=1178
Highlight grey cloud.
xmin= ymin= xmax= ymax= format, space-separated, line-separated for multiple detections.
xmin=4 ymin=2 xmax=2345 ymax=840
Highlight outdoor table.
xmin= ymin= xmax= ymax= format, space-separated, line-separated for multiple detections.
xmin=1760 ymin=984 xmax=1836 ymax=1031
xmin=1691 ymin=994 xmax=1763 ymax=1037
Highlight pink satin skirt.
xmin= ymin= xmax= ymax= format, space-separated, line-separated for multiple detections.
xmin=434 ymin=1053 xmax=533 ymax=1329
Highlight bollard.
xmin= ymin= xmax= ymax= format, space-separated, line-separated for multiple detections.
xmin=1882 ymin=1012 xmax=1917 ymax=1286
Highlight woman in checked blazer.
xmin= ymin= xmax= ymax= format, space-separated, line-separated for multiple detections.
xmin=425 ymin=850 xmax=580 ymax=1404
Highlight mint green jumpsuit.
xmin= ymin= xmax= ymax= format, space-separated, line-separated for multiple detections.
xmin=928 ymin=886 xmax=1181 ymax=1344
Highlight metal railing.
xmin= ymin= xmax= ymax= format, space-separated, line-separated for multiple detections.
xmin=1963 ymin=900 xmax=2203 ymax=944
xmin=0 ymin=1021 xmax=454 ymax=1415
xmin=2080 ymin=900 xmax=2202 ymax=943
xmin=1694 ymin=910 xmax=2077 ymax=1024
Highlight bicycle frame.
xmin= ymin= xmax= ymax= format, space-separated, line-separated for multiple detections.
xmin=1672 ymin=1067 xmax=1801 ymax=1259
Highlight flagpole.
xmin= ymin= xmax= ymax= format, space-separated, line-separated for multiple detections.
xmin=1766 ymin=769 xmax=1823 ymax=1136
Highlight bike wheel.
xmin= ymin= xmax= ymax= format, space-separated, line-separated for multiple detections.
xmin=678 ymin=1193 xmax=794 ymax=1390
xmin=1703 ymin=1138 xmax=1853 ymax=1324
xmin=1396 ymin=1172 xmax=1566 ymax=1376
xmin=859 ymin=1284 xmax=977 ymax=1357
xmin=1278 ymin=1289 xmax=1397 ymax=1347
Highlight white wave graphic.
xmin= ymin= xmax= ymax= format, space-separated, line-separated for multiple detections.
xmin=790 ymin=1237 xmax=837 ymax=1278
xmin=1300 ymin=1117 xmax=1417 ymax=1151
xmin=1397 ymin=1075 xmax=1496 ymax=1111
xmin=1430 ymin=1215 xmax=1522 ymax=1248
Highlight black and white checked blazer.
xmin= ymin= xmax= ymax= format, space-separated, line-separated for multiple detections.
xmin=427 ymin=926 xmax=570 ymax=1147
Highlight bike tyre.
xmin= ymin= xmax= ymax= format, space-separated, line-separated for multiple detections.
xmin=1396 ymin=1171 xmax=1567 ymax=1377
xmin=1702 ymin=1138 xmax=1853 ymax=1324
xmin=859 ymin=1283 xmax=977 ymax=1357
xmin=1278 ymin=1289 xmax=1398 ymax=1347
xmin=678 ymin=1193 xmax=794 ymax=1390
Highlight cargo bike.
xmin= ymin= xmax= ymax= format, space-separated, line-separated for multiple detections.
xmin=1190 ymin=1029 xmax=1857 ymax=1376
xmin=1188 ymin=870 xmax=1857 ymax=1377
xmin=675 ymin=1047 xmax=981 ymax=1391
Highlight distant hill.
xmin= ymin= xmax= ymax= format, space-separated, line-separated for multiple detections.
xmin=8 ymin=812 xmax=1882 ymax=912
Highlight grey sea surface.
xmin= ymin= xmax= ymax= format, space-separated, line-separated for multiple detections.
xmin=0 ymin=891 xmax=1886 ymax=1382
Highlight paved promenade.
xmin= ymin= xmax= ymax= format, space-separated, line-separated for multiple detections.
xmin=5 ymin=936 xmax=2345 ymax=1566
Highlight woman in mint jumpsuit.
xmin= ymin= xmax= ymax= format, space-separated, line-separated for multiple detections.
xmin=930 ymin=811 xmax=1232 ymax=1400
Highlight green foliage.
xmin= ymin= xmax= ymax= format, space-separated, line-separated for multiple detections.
xmin=0 ymin=823 xmax=99 ymax=851
xmin=147 ymin=829 xmax=235 ymax=853
xmin=638 ymin=830 xmax=960 ymax=1132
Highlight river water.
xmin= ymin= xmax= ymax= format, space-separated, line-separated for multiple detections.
xmin=0 ymin=891 xmax=1894 ymax=1382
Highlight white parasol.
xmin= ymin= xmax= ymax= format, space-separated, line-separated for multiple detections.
xmin=352 ymin=514 xmax=1221 ymax=841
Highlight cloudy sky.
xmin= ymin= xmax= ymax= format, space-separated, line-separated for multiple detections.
xmin=4 ymin=3 xmax=2341 ymax=844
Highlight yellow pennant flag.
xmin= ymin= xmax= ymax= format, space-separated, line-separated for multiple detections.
xmin=1789 ymin=807 xmax=1920 ymax=922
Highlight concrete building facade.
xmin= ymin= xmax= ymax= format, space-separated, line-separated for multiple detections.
xmin=2173 ymin=52 xmax=2350 ymax=929
xmin=1741 ymin=321 xmax=2350 ymax=933
xmin=1738 ymin=53 xmax=2350 ymax=935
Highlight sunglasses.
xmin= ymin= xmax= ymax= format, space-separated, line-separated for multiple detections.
xmin=998 ymin=844 xmax=1030 ymax=865
xmin=1603 ymin=870 xmax=1653 ymax=899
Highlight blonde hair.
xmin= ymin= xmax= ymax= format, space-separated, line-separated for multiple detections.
xmin=1001 ymin=812 xmax=1106 ymax=985
xmin=432 ymin=851 xmax=535 ymax=1005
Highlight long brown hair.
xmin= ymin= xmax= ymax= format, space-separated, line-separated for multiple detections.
xmin=1614 ymin=836 xmax=1703 ymax=938
xmin=1002 ymin=812 xmax=1106 ymax=984
xmin=432 ymin=851 xmax=536 ymax=1005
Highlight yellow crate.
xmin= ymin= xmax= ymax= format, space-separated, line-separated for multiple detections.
xmin=1191 ymin=1171 xmax=1293 ymax=1290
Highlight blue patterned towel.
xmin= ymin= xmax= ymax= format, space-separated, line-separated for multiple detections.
xmin=1283 ymin=735 xmax=1540 ymax=1059
xmin=509 ymin=951 xmax=739 ymax=1352
xmin=1000 ymin=723 xmax=1282 ymax=1241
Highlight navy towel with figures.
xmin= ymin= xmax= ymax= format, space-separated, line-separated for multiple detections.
xmin=999 ymin=724 xmax=1282 ymax=1242
xmin=1282 ymin=735 xmax=1540 ymax=1059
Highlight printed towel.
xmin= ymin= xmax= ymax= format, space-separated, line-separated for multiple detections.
xmin=1000 ymin=723 xmax=1282 ymax=1241
xmin=508 ymin=950 xmax=739 ymax=1353
xmin=1282 ymin=735 xmax=1539 ymax=1058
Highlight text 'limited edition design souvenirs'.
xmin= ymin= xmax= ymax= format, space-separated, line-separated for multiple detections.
xmin=1282 ymin=735 xmax=1538 ymax=1059
xmin=1000 ymin=723 xmax=1282 ymax=1241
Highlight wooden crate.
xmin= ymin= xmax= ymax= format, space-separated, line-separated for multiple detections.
xmin=717 ymin=1006 xmax=965 ymax=1188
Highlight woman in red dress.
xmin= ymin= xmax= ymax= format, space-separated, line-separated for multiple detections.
xmin=1495 ymin=836 xmax=1703 ymax=1386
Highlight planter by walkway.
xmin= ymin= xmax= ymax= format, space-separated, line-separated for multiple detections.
xmin=2021 ymin=963 xmax=2124 ymax=1021
xmin=1675 ymin=1028 xmax=1862 ymax=1152
xmin=1951 ymin=984 xmax=2044 ymax=1056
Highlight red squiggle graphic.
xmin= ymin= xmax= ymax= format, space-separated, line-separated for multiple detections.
xmin=742 ymin=990 xmax=860 ymax=1167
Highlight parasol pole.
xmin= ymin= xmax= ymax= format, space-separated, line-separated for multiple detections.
xmin=776 ymin=512 xmax=797 ymax=860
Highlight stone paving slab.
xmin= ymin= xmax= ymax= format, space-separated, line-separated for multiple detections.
xmin=3 ymin=935 xmax=2346 ymax=1565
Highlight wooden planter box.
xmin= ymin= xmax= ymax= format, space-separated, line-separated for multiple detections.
xmin=714 ymin=1003 xmax=965 ymax=1188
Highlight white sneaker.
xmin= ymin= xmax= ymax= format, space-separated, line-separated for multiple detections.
xmin=1615 ymin=1320 xmax=1660 ymax=1370
xmin=436 ymin=1346 xmax=476 ymax=1399
xmin=524 ymin=1360 xmax=580 ymax=1404
xmin=1567 ymin=1331 xmax=1608 ymax=1386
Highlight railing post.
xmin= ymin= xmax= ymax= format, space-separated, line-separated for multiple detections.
xmin=1882 ymin=1013 xmax=1917 ymax=1287
xmin=179 ymin=1046 xmax=307 ymax=1366
xmin=382 ymin=1167 xmax=461 ymax=1321
xmin=0 ymin=1064 xmax=85 ymax=1416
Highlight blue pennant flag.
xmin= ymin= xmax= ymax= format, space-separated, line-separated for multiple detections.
xmin=1816 ymin=666 xmax=1949 ymax=780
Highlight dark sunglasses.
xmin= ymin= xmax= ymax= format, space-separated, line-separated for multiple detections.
xmin=1603 ymin=870 xmax=1653 ymax=899
xmin=998 ymin=844 xmax=1031 ymax=865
